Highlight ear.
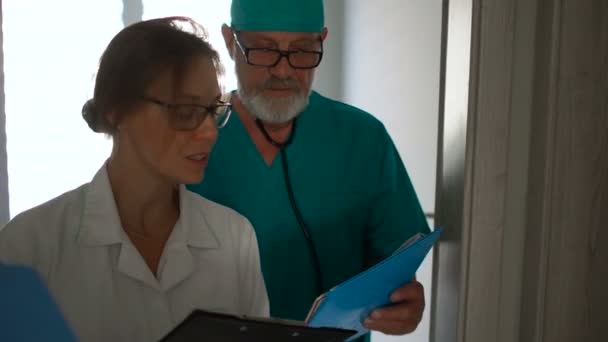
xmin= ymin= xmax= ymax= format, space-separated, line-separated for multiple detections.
xmin=106 ymin=111 xmax=119 ymax=129
xmin=221 ymin=24 xmax=236 ymax=60
xmin=320 ymin=27 xmax=328 ymax=41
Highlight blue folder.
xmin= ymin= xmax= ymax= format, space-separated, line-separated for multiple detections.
xmin=0 ymin=264 xmax=77 ymax=342
xmin=306 ymin=228 xmax=441 ymax=340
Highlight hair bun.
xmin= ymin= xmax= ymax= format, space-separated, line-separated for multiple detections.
xmin=81 ymin=99 xmax=101 ymax=133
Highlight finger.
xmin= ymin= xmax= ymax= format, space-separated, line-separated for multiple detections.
xmin=390 ymin=280 xmax=424 ymax=303
xmin=370 ymin=301 xmax=424 ymax=322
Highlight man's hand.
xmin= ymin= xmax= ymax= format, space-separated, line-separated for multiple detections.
xmin=363 ymin=280 xmax=425 ymax=335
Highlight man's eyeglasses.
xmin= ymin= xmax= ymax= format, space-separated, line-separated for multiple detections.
xmin=141 ymin=96 xmax=232 ymax=130
xmin=232 ymin=32 xmax=323 ymax=69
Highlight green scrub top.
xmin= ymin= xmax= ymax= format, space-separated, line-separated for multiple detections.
xmin=188 ymin=91 xmax=429 ymax=328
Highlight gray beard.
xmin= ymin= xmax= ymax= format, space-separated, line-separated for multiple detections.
xmin=236 ymin=78 xmax=311 ymax=124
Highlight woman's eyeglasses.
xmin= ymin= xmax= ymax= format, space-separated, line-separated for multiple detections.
xmin=141 ymin=96 xmax=232 ymax=130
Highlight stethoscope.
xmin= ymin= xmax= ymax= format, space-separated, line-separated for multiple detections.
xmin=254 ymin=118 xmax=324 ymax=294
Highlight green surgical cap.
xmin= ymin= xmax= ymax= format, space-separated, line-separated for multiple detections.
xmin=231 ymin=0 xmax=325 ymax=32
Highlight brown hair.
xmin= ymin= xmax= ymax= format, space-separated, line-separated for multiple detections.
xmin=82 ymin=16 xmax=224 ymax=134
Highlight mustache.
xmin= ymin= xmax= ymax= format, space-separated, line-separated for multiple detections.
xmin=262 ymin=77 xmax=301 ymax=90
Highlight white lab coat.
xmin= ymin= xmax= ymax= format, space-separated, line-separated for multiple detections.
xmin=0 ymin=165 xmax=269 ymax=342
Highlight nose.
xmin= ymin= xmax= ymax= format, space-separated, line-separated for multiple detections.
xmin=269 ymin=55 xmax=294 ymax=80
xmin=192 ymin=115 xmax=218 ymax=142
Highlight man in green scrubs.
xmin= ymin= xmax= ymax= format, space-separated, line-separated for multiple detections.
xmin=188 ymin=0 xmax=430 ymax=339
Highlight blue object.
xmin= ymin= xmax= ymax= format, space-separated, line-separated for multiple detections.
xmin=231 ymin=0 xmax=325 ymax=32
xmin=0 ymin=265 xmax=78 ymax=342
xmin=307 ymin=228 xmax=442 ymax=340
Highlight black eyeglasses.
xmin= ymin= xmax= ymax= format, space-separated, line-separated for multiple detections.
xmin=141 ymin=96 xmax=232 ymax=130
xmin=233 ymin=32 xmax=323 ymax=69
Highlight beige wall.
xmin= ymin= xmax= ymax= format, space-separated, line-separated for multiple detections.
xmin=433 ymin=0 xmax=608 ymax=341
xmin=521 ymin=0 xmax=608 ymax=340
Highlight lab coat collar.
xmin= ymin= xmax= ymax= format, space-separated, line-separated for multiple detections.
xmin=76 ymin=165 xmax=124 ymax=246
xmin=77 ymin=164 xmax=220 ymax=249
xmin=157 ymin=188 xmax=220 ymax=291
xmin=76 ymin=165 xmax=220 ymax=291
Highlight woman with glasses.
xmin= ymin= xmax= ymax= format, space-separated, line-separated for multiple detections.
xmin=0 ymin=17 xmax=269 ymax=342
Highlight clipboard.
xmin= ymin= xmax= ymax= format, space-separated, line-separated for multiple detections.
xmin=159 ymin=310 xmax=356 ymax=342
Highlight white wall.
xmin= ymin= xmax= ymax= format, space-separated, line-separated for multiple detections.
xmin=342 ymin=0 xmax=441 ymax=214
xmin=3 ymin=1 xmax=121 ymax=218
xmin=1 ymin=0 xmax=234 ymax=219
xmin=313 ymin=0 xmax=345 ymax=101
xmin=315 ymin=1 xmax=443 ymax=341
xmin=0 ymin=4 xmax=8 ymax=225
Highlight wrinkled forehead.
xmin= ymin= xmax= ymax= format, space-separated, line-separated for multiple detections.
xmin=145 ymin=56 xmax=221 ymax=100
xmin=236 ymin=30 xmax=322 ymax=44
xmin=231 ymin=0 xmax=325 ymax=33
